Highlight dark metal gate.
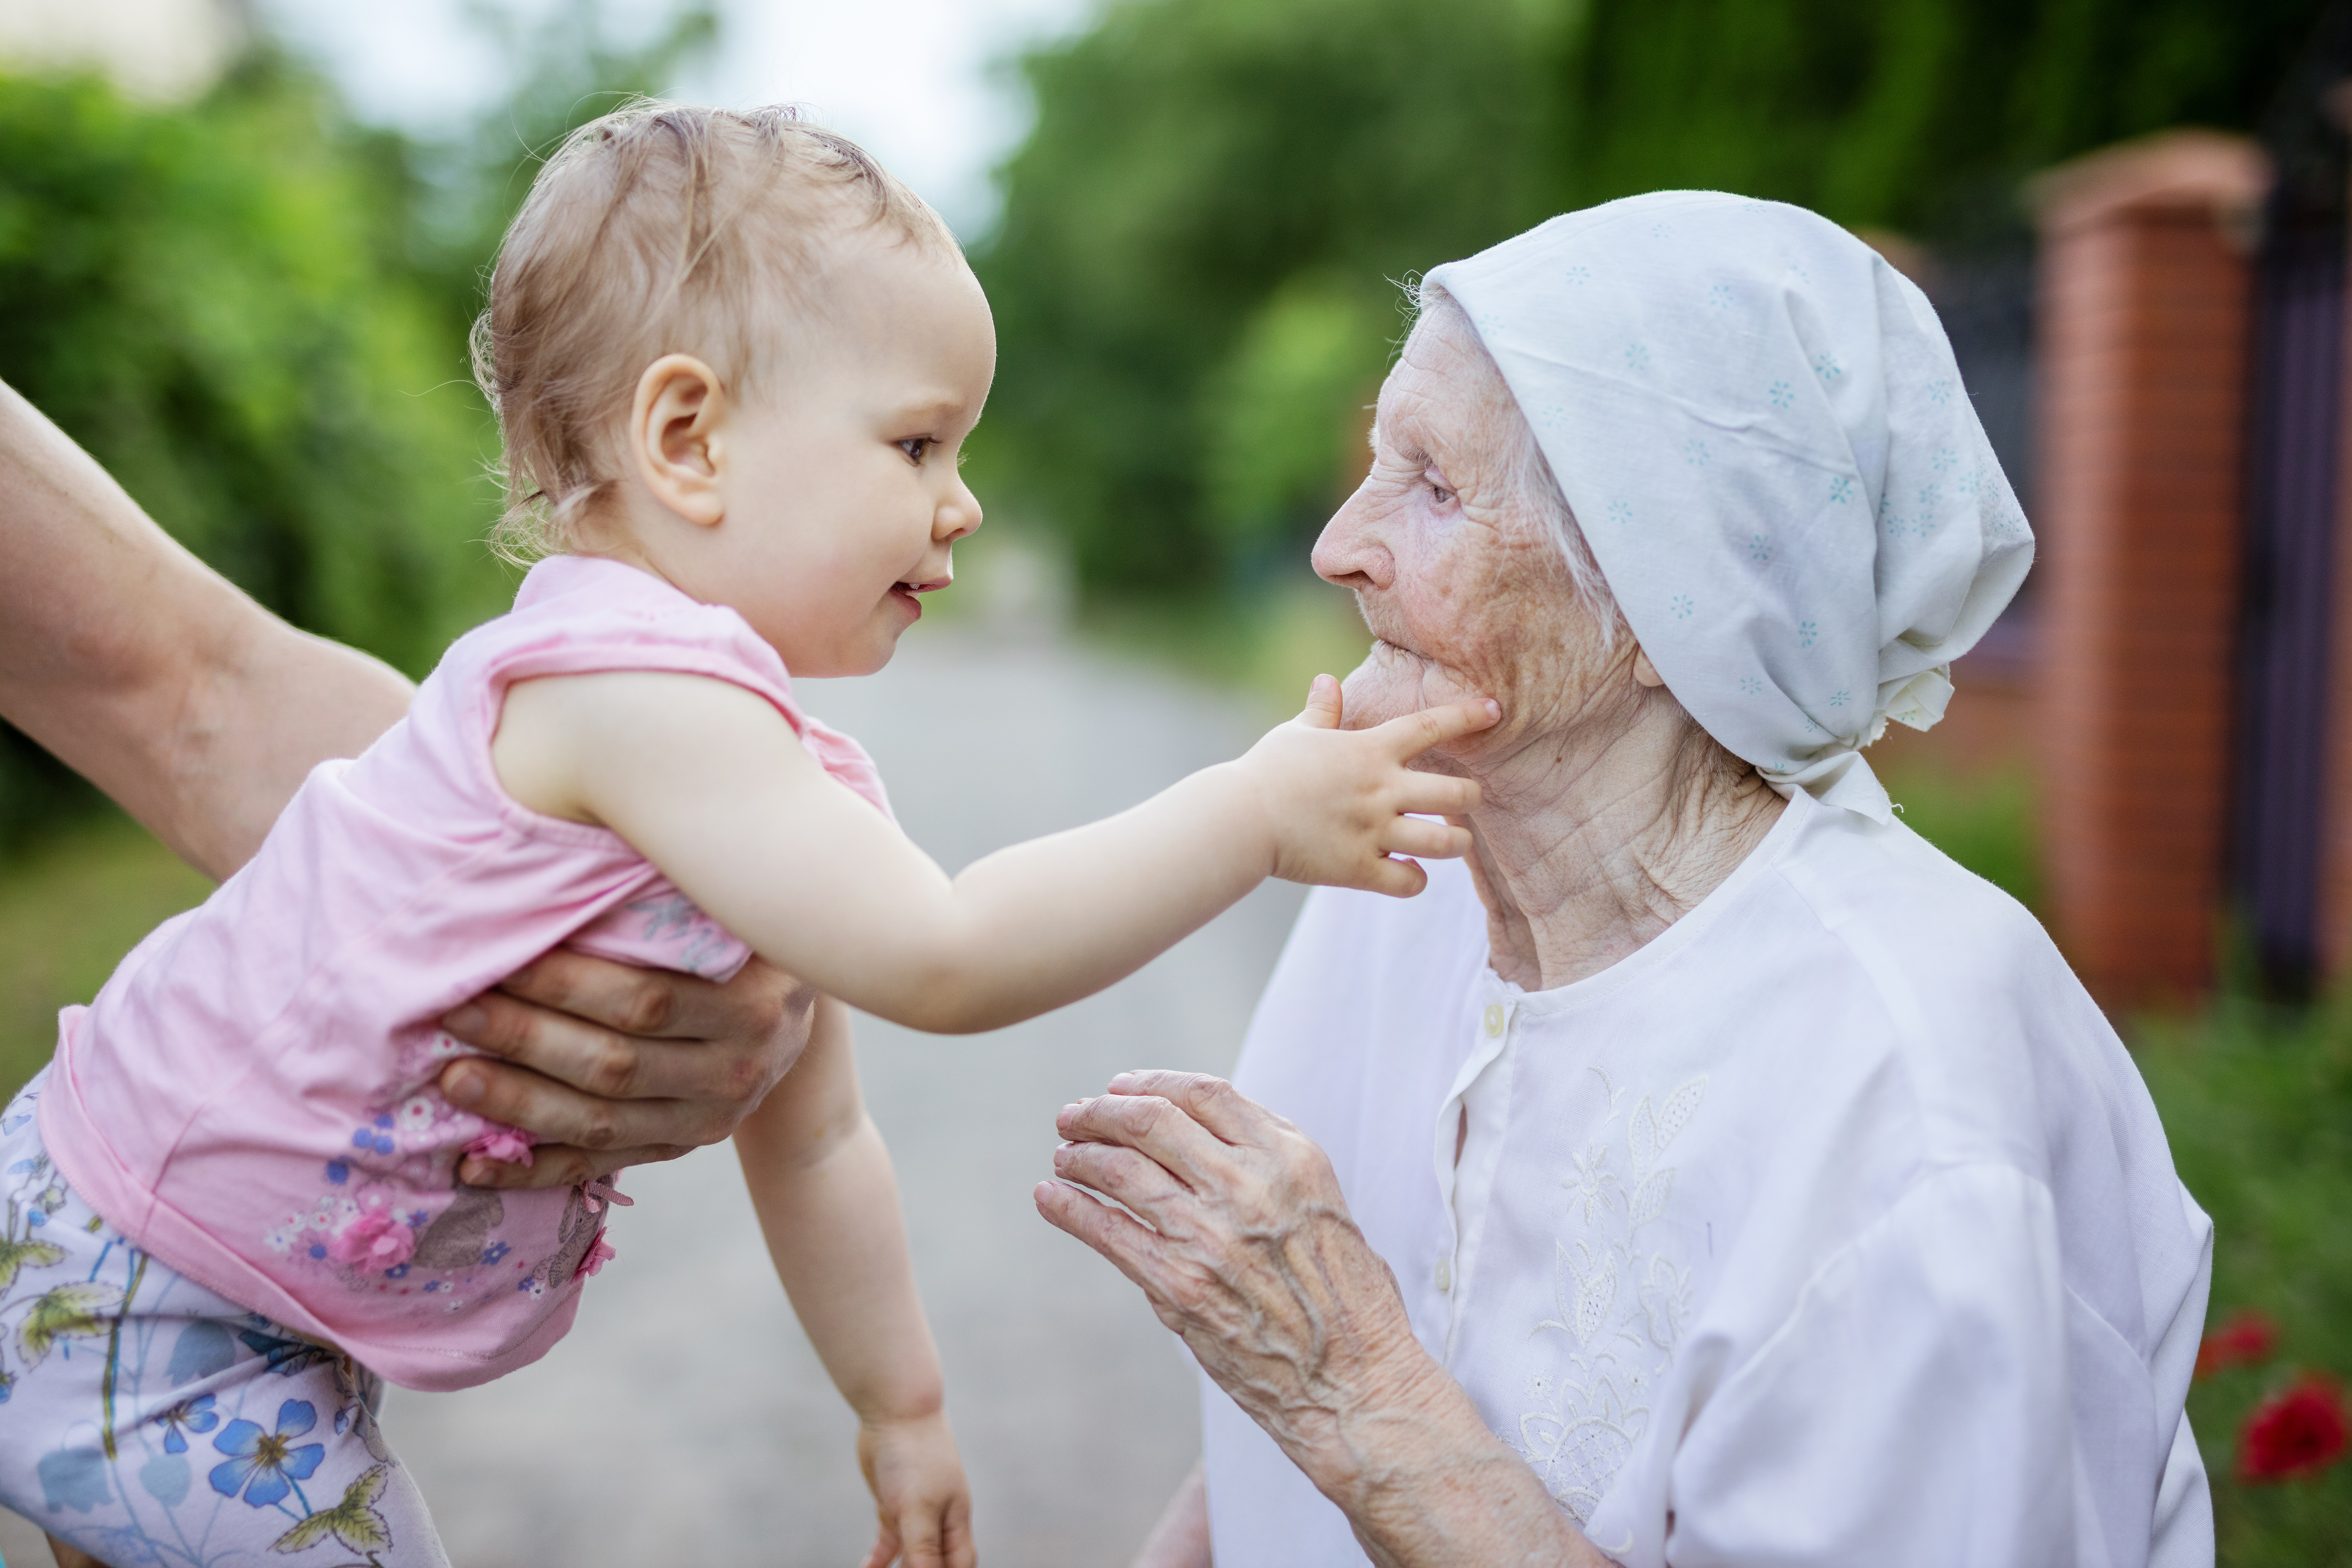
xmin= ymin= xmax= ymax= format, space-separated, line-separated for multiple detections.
xmin=2231 ymin=2 xmax=2352 ymax=996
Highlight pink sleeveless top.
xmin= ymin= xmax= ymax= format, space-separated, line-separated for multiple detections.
xmin=41 ymin=555 xmax=890 ymax=1391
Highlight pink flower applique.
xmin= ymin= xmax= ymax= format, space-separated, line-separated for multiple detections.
xmin=463 ymin=1126 xmax=536 ymax=1167
xmin=581 ymin=1175 xmax=633 ymax=1213
xmin=328 ymin=1210 xmax=416 ymax=1271
xmin=575 ymin=1235 xmax=617 ymax=1280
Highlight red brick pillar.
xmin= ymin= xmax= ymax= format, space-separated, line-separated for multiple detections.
xmin=2029 ymin=132 xmax=2270 ymax=1010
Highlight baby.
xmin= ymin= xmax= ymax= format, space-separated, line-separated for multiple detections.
xmin=0 ymin=104 xmax=1490 ymax=1568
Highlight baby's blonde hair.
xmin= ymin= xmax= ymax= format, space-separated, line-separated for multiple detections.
xmin=472 ymin=101 xmax=958 ymax=561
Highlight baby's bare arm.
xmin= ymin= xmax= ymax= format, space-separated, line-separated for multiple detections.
xmin=492 ymin=669 xmax=1493 ymax=1034
xmin=733 ymin=997 xmax=944 ymax=1425
xmin=735 ymin=1000 xmax=974 ymax=1568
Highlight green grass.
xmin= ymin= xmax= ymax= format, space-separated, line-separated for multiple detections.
xmin=0 ymin=809 xmax=212 ymax=1099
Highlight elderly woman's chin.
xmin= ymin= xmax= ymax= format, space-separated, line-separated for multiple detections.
xmin=1340 ymin=639 xmax=1486 ymax=739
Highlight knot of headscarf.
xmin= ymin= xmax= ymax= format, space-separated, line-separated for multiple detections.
xmin=1423 ymin=192 xmax=2033 ymax=823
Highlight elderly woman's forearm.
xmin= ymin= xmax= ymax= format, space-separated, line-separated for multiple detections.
xmin=0 ymin=380 xmax=412 ymax=876
xmin=1285 ymin=1345 xmax=1613 ymax=1568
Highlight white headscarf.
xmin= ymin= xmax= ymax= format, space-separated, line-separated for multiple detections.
xmin=1423 ymin=192 xmax=2033 ymax=823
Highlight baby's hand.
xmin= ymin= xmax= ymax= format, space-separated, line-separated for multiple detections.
xmin=1237 ymin=675 xmax=1496 ymax=897
xmin=857 ymin=1410 xmax=976 ymax=1568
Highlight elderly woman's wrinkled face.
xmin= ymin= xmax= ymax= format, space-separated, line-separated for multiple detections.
xmin=1313 ymin=305 xmax=1619 ymax=762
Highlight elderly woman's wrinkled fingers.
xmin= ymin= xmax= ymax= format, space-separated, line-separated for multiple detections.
xmin=1034 ymin=1177 xmax=1176 ymax=1286
xmin=1103 ymin=1070 xmax=1281 ymax=1145
xmin=1370 ymin=697 xmax=1502 ymax=760
xmin=1381 ymin=814 xmax=1473 ymax=861
xmin=1036 ymin=1181 xmax=1252 ymax=1345
xmin=1051 ymin=1134 xmax=1193 ymax=1215
xmin=1056 ymin=1090 xmax=1232 ymax=1187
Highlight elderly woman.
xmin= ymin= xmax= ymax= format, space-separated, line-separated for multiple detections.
xmin=1039 ymin=194 xmax=2213 ymax=1568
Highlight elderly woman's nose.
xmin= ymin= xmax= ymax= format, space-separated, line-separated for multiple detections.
xmin=1312 ymin=486 xmax=1395 ymax=590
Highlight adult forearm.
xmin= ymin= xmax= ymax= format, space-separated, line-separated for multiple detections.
xmin=1294 ymin=1357 xmax=1609 ymax=1568
xmin=1264 ymin=1347 xmax=1608 ymax=1568
xmin=0 ymin=380 xmax=411 ymax=877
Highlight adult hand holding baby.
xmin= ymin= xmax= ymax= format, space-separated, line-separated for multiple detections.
xmin=438 ymin=949 xmax=815 ymax=1189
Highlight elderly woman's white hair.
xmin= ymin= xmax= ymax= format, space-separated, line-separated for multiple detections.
xmin=1421 ymin=192 xmax=2033 ymax=822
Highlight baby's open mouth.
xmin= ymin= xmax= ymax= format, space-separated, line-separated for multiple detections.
xmin=890 ymin=576 xmax=950 ymax=615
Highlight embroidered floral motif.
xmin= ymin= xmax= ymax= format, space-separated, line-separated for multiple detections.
xmin=621 ymin=893 xmax=740 ymax=977
xmin=1517 ymin=1069 xmax=1708 ymax=1521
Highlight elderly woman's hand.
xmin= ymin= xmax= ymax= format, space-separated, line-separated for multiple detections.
xmin=438 ymin=951 xmax=817 ymax=1189
xmin=1036 ymin=1072 xmax=1614 ymax=1568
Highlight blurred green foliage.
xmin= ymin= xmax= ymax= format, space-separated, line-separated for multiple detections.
xmin=0 ymin=2 xmax=714 ymax=861
xmin=2143 ymin=1002 xmax=2352 ymax=1562
xmin=973 ymin=0 xmax=1559 ymax=594
xmin=1555 ymin=0 xmax=2330 ymax=239
xmin=975 ymin=0 xmax=2332 ymax=595
xmin=0 ymin=62 xmax=506 ymax=851
xmin=1884 ymin=763 xmax=2043 ymax=913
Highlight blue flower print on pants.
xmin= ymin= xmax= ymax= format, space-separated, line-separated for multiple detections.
xmin=210 ymin=1398 xmax=325 ymax=1509
xmin=154 ymin=1391 xmax=218 ymax=1453
xmin=0 ymin=1070 xmax=448 ymax=1561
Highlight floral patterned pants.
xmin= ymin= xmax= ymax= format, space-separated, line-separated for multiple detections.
xmin=0 ymin=1071 xmax=448 ymax=1566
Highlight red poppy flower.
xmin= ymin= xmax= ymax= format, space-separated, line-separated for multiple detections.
xmin=2197 ymin=1308 xmax=2280 ymax=1379
xmin=2238 ymin=1375 xmax=2348 ymax=1483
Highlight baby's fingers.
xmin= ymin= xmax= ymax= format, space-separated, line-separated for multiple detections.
xmin=894 ymin=1501 xmax=958 ymax=1568
xmin=1364 ymin=853 xmax=1432 ymax=899
xmin=1384 ymin=816 xmax=1473 ymax=860
xmin=1396 ymin=771 xmax=1482 ymax=818
xmin=861 ymin=1521 xmax=902 ymax=1568
xmin=1296 ymin=672 xmax=1345 ymax=730
xmin=1371 ymin=697 xmax=1502 ymax=759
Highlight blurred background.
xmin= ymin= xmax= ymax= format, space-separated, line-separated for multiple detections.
xmin=4 ymin=0 xmax=2352 ymax=1561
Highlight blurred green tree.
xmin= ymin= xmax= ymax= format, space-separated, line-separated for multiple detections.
xmin=975 ymin=0 xmax=2332 ymax=597
xmin=973 ymin=0 xmax=1563 ymax=593
xmin=1553 ymin=0 xmax=2332 ymax=238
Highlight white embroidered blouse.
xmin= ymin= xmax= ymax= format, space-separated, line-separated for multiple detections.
xmin=1200 ymin=788 xmax=2215 ymax=1568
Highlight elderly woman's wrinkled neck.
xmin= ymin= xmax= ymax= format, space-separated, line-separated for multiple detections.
xmin=1314 ymin=301 xmax=1782 ymax=991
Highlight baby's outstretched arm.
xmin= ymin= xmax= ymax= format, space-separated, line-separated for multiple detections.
xmin=735 ymin=998 xmax=974 ymax=1568
xmin=494 ymin=669 xmax=1494 ymax=1032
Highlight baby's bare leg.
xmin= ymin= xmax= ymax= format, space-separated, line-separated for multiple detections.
xmin=44 ymin=1532 xmax=99 ymax=1568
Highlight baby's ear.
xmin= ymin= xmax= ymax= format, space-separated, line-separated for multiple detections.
xmin=632 ymin=354 xmax=729 ymax=528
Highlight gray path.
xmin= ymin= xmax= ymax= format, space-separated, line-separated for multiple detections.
xmin=377 ymin=626 xmax=1297 ymax=1566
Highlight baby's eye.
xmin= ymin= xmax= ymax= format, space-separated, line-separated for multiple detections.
xmin=898 ymin=437 xmax=933 ymax=464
